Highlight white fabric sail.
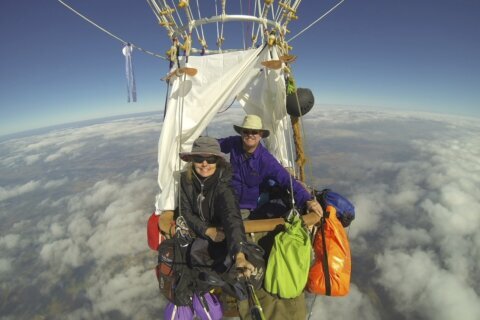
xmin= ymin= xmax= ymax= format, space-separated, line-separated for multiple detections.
xmin=155 ymin=45 xmax=289 ymax=213
xmin=237 ymin=47 xmax=291 ymax=167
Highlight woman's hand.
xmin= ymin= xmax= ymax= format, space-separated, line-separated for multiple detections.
xmin=205 ymin=227 xmax=225 ymax=242
xmin=235 ymin=252 xmax=257 ymax=278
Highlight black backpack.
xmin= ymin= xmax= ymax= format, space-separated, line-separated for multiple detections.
xmin=155 ymin=234 xmax=196 ymax=306
xmin=189 ymin=238 xmax=266 ymax=301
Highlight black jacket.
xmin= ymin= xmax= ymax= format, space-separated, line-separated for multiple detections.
xmin=179 ymin=163 xmax=247 ymax=256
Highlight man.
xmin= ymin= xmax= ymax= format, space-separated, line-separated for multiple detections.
xmin=218 ymin=114 xmax=323 ymax=218
xmin=219 ymin=114 xmax=322 ymax=319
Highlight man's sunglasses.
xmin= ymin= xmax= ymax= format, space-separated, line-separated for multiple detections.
xmin=242 ymin=130 xmax=260 ymax=135
xmin=192 ymin=156 xmax=218 ymax=164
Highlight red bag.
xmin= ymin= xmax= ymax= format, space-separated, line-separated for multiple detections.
xmin=307 ymin=205 xmax=351 ymax=296
xmin=147 ymin=212 xmax=165 ymax=251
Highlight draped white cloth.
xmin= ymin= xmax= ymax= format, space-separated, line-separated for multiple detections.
xmin=155 ymin=46 xmax=290 ymax=213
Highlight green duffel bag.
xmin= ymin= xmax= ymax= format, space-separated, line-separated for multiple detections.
xmin=264 ymin=212 xmax=312 ymax=298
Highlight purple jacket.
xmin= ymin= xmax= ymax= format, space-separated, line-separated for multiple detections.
xmin=218 ymin=136 xmax=312 ymax=210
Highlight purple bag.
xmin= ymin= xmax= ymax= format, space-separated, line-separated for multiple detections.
xmin=193 ymin=292 xmax=223 ymax=320
xmin=164 ymin=302 xmax=194 ymax=320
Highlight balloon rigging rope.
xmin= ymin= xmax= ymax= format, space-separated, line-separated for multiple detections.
xmin=285 ymin=105 xmax=298 ymax=208
xmin=215 ymin=0 xmax=220 ymax=42
xmin=219 ymin=0 xmax=226 ymax=50
xmin=252 ymin=0 xmax=262 ymax=47
xmin=240 ymin=0 xmax=246 ymax=50
xmin=288 ymin=0 xmax=345 ymax=43
xmin=59 ymin=0 xmax=344 ymax=59
xmin=176 ymin=75 xmax=188 ymax=217
xmin=169 ymin=0 xmax=184 ymax=27
xmin=57 ymin=0 xmax=167 ymax=60
xmin=295 ymin=81 xmax=315 ymax=189
xmin=195 ymin=0 xmax=206 ymax=46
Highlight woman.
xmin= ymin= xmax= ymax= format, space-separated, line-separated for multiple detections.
xmin=179 ymin=136 xmax=256 ymax=278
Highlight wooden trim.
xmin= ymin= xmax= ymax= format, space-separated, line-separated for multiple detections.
xmin=158 ymin=210 xmax=321 ymax=235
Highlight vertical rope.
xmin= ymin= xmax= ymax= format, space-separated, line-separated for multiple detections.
xmin=215 ymin=0 xmax=220 ymax=41
xmin=240 ymin=0 xmax=246 ymax=50
xmin=284 ymin=111 xmax=298 ymax=209
xmin=251 ymin=0 xmax=257 ymax=47
xmin=176 ymin=74 xmax=188 ymax=217
xmin=195 ymin=0 xmax=206 ymax=45
xmin=270 ymin=0 xmax=276 ymax=21
xmin=290 ymin=116 xmax=306 ymax=181
xmin=169 ymin=0 xmax=183 ymax=27
xmin=298 ymin=100 xmax=316 ymax=189
xmin=294 ymin=85 xmax=315 ymax=189
xmin=284 ymin=114 xmax=297 ymax=178
xmin=218 ymin=0 xmax=226 ymax=50
xmin=163 ymin=81 xmax=171 ymax=120
xmin=285 ymin=64 xmax=314 ymax=191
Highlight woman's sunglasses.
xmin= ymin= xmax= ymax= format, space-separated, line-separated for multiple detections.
xmin=192 ymin=156 xmax=218 ymax=164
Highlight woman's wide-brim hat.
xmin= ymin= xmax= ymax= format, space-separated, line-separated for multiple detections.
xmin=233 ymin=114 xmax=270 ymax=138
xmin=179 ymin=136 xmax=226 ymax=161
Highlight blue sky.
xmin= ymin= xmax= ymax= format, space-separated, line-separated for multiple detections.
xmin=1 ymin=0 xmax=479 ymax=136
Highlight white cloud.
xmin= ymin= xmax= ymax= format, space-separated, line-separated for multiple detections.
xmin=347 ymin=184 xmax=387 ymax=238
xmin=2 ymin=109 xmax=480 ymax=319
xmin=44 ymin=142 xmax=86 ymax=162
xmin=67 ymin=180 xmax=122 ymax=213
xmin=0 ymin=177 xmax=70 ymax=202
xmin=385 ymin=223 xmax=431 ymax=249
xmin=0 ymin=258 xmax=13 ymax=274
xmin=67 ymin=216 xmax=93 ymax=240
xmin=24 ymin=154 xmax=41 ymax=165
xmin=319 ymin=111 xmax=480 ymax=320
xmin=39 ymin=238 xmax=87 ymax=272
xmin=35 ymin=170 xmax=155 ymax=281
xmin=0 ymin=234 xmax=21 ymax=250
xmin=44 ymin=177 xmax=69 ymax=189
xmin=0 ymin=180 xmax=41 ymax=201
xmin=375 ymin=249 xmax=480 ymax=320
xmin=85 ymin=265 xmax=162 ymax=319
xmin=1 ymin=114 xmax=160 ymax=168
xmin=307 ymin=285 xmax=381 ymax=320
xmin=84 ymin=173 xmax=154 ymax=264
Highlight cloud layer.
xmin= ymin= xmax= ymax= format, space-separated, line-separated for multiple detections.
xmin=0 ymin=108 xmax=479 ymax=319
xmin=304 ymin=107 xmax=480 ymax=320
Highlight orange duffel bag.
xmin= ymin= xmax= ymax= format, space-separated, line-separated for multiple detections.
xmin=307 ymin=205 xmax=351 ymax=296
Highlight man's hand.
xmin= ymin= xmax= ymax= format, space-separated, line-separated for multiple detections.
xmin=306 ymin=199 xmax=324 ymax=219
xmin=205 ymin=227 xmax=225 ymax=242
